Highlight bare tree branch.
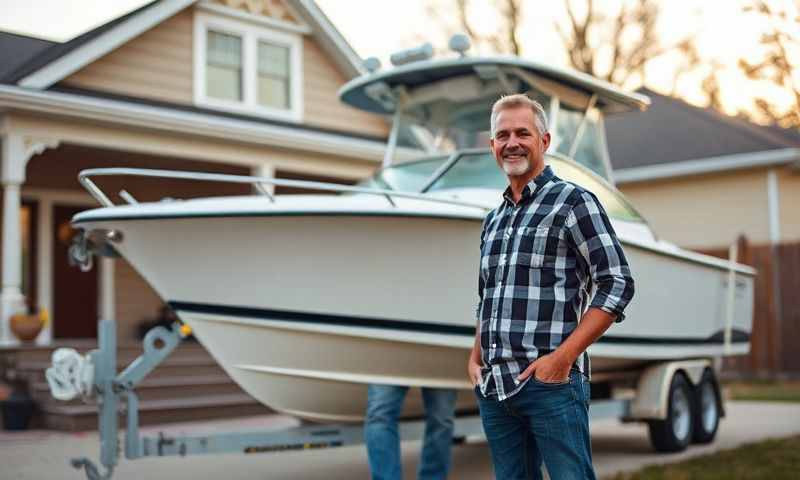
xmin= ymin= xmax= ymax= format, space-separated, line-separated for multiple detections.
xmin=738 ymin=0 xmax=800 ymax=127
xmin=426 ymin=0 xmax=700 ymax=95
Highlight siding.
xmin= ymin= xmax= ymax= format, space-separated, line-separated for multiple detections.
xmin=778 ymin=168 xmax=800 ymax=243
xmin=115 ymin=258 xmax=165 ymax=340
xmin=302 ymin=37 xmax=388 ymax=137
xmin=62 ymin=9 xmax=194 ymax=104
xmin=618 ymin=169 xmax=771 ymax=249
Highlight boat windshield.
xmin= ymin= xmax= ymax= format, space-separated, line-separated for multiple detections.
xmin=359 ymin=156 xmax=449 ymax=191
xmin=365 ymin=151 xmax=644 ymax=223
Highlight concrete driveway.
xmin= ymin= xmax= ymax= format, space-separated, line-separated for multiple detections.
xmin=2 ymin=401 xmax=799 ymax=479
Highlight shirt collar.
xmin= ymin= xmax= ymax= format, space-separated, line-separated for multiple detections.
xmin=502 ymin=165 xmax=555 ymax=206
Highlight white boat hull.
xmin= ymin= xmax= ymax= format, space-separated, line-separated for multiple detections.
xmin=76 ymin=202 xmax=754 ymax=422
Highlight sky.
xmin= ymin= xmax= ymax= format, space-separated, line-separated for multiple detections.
xmin=0 ymin=0 xmax=796 ymax=119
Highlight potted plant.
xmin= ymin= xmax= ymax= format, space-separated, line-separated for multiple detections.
xmin=9 ymin=308 xmax=48 ymax=343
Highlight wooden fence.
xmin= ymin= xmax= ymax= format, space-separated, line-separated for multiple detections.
xmin=697 ymin=238 xmax=800 ymax=379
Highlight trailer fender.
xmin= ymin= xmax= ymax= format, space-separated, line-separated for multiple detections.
xmin=629 ymin=359 xmax=711 ymax=420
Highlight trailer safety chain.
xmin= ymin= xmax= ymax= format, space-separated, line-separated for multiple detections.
xmin=71 ymin=457 xmax=114 ymax=480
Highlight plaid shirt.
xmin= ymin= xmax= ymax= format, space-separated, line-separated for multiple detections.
xmin=477 ymin=165 xmax=635 ymax=400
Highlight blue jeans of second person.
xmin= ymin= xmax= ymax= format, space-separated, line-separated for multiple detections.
xmin=475 ymin=370 xmax=595 ymax=480
xmin=365 ymin=385 xmax=458 ymax=480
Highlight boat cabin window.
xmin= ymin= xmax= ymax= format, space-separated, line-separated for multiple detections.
xmin=554 ymin=107 xmax=609 ymax=179
xmin=419 ymin=152 xmax=644 ymax=223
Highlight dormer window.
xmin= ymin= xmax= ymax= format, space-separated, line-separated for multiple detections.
xmin=257 ymin=41 xmax=290 ymax=109
xmin=206 ymin=31 xmax=243 ymax=102
xmin=194 ymin=12 xmax=302 ymax=122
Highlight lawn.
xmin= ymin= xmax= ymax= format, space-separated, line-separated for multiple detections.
xmin=607 ymin=435 xmax=800 ymax=480
xmin=724 ymin=380 xmax=800 ymax=403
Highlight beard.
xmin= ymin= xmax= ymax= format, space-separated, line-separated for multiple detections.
xmin=501 ymin=153 xmax=531 ymax=177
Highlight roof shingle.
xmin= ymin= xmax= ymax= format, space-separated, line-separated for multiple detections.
xmin=605 ymin=88 xmax=800 ymax=170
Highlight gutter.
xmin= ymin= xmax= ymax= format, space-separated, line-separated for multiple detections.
xmin=0 ymin=84 xmax=386 ymax=162
xmin=615 ymin=148 xmax=800 ymax=184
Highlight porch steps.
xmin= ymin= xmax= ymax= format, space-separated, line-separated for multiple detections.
xmin=2 ymin=341 xmax=272 ymax=431
xmin=37 ymin=393 xmax=268 ymax=432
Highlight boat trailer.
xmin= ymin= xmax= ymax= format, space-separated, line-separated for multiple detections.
xmin=45 ymin=318 xmax=494 ymax=480
xmin=45 ymin=308 xmax=733 ymax=479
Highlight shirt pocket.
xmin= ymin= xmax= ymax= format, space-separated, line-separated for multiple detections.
xmin=518 ymin=226 xmax=554 ymax=268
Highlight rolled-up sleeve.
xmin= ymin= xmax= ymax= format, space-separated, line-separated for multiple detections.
xmin=565 ymin=191 xmax=635 ymax=322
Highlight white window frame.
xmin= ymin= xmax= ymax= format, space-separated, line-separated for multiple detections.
xmin=194 ymin=12 xmax=303 ymax=123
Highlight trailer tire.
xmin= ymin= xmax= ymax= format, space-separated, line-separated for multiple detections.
xmin=648 ymin=372 xmax=694 ymax=452
xmin=691 ymin=369 xmax=720 ymax=444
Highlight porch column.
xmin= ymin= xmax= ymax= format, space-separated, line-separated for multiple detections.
xmin=252 ymin=164 xmax=275 ymax=195
xmin=0 ymin=133 xmax=58 ymax=345
xmin=36 ymin=197 xmax=53 ymax=345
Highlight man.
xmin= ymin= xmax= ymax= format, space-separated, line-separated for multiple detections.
xmin=365 ymin=385 xmax=457 ymax=480
xmin=468 ymin=94 xmax=635 ymax=479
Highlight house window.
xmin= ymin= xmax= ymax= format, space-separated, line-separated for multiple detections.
xmin=206 ymin=30 xmax=243 ymax=102
xmin=257 ymin=41 xmax=290 ymax=109
xmin=195 ymin=12 xmax=303 ymax=122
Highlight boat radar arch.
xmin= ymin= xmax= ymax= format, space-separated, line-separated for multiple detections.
xmin=339 ymin=41 xmax=650 ymax=180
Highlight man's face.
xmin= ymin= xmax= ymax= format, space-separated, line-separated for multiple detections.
xmin=490 ymin=107 xmax=551 ymax=179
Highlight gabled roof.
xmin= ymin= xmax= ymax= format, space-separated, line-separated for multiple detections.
xmin=605 ymin=88 xmax=800 ymax=173
xmin=1 ymin=0 xmax=364 ymax=88
xmin=0 ymin=31 xmax=57 ymax=81
xmin=2 ymin=0 xmax=165 ymax=85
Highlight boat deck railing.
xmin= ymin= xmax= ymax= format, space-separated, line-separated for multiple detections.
xmin=77 ymin=167 xmax=492 ymax=211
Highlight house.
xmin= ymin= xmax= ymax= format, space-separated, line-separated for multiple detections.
xmin=0 ymin=0 xmax=389 ymax=347
xmin=606 ymin=89 xmax=800 ymax=376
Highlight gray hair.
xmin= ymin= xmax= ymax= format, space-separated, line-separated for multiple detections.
xmin=490 ymin=94 xmax=548 ymax=138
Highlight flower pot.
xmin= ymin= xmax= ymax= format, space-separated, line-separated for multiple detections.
xmin=10 ymin=313 xmax=44 ymax=343
xmin=1 ymin=391 xmax=35 ymax=431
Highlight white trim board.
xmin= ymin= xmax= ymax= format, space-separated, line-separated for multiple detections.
xmin=294 ymin=0 xmax=363 ymax=78
xmin=614 ymin=148 xmax=800 ymax=184
xmin=0 ymin=84 xmax=386 ymax=162
xmin=18 ymin=0 xmax=197 ymax=89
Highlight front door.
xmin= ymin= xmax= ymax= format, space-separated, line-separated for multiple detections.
xmin=53 ymin=205 xmax=98 ymax=338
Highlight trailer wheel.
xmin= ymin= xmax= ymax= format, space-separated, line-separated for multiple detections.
xmin=648 ymin=372 xmax=694 ymax=452
xmin=691 ymin=369 xmax=720 ymax=444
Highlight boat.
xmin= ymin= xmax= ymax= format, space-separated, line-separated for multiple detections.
xmin=70 ymin=42 xmax=755 ymax=423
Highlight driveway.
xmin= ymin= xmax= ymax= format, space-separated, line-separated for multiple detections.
xmin=1 ymin=401 xmax=798 ymax=479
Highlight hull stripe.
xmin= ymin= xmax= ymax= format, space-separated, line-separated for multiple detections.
xmin=168 ymin=301 xmax=750 ymax=346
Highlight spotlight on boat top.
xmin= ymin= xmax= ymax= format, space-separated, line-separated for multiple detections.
xmin=390 ymin=43 xmax=434 ymax=66
xmin=449 ymin=34 xmax=471 ymax=57
xmin=363 ymin=57 xmax=381 ymax=73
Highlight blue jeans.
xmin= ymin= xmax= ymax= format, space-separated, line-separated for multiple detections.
xmin=475 ymin=370 xmax=595 ymax=480
xmin=365 ymin=385 xmax=458 ymax=480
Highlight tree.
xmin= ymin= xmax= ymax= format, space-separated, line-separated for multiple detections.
xmin=424 ymin=0 xmax=524 ymax=56
xmin=738 ymin=0 xmax=800 ymax=128
xmin=426 ymin=0 xmax=697 ymax=91
xmin=555 ymin=0 xmax=669 ymax=88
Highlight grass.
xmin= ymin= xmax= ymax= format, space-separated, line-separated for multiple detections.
xmin=607 ymin=435 xmax=800 ymax=480
xmin=724 ymin=380 xmax=800 ymax=403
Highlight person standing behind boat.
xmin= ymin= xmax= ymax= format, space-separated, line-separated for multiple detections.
xmin=364 ymin=384 xmax=457 ymax=480
xmin=468 ymin=94 xmax=635 ymax=479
